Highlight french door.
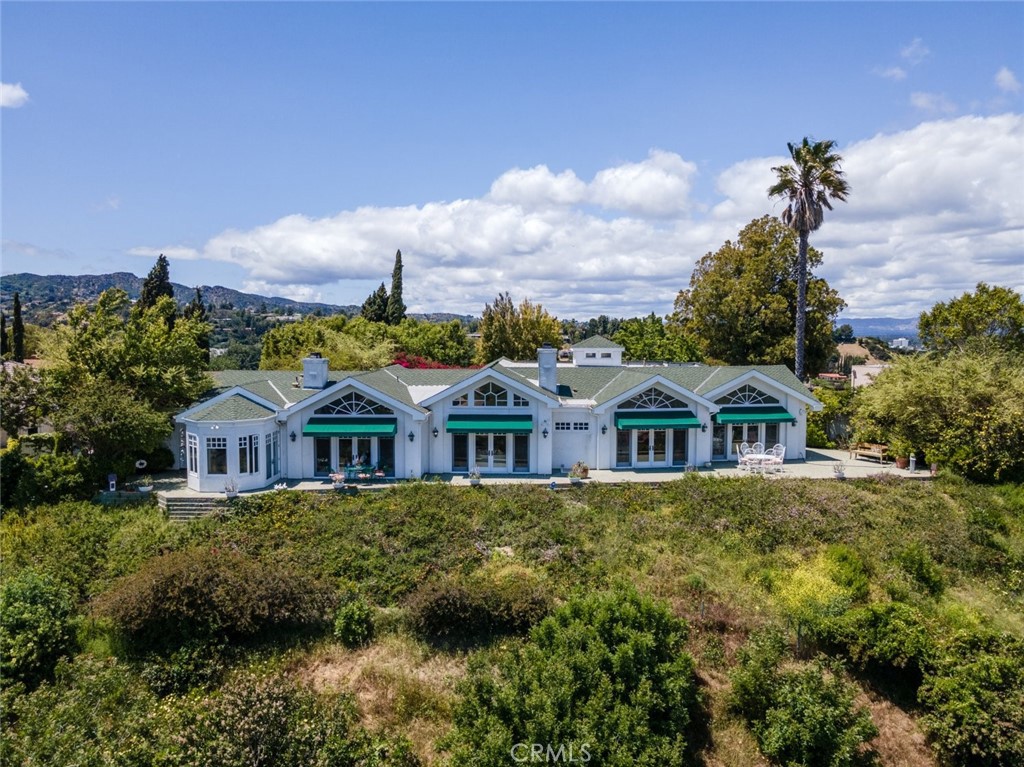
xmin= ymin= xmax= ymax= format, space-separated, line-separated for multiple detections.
xmin=475 ymin=433 xmax=507 ymax=472
xmin=635 ymin=429 xmax=668 ymax=467
xmin=453 ymin=432 xmax=529 ymax=473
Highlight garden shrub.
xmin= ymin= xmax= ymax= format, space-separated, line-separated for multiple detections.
xmin=406 ymin=562 xmax=552 ymax=641
xmin=92 ymin=547 xmax=337 ymax=652
xmin=730 ymin=630 xmax=878 ymax=767
xmin=919 ymin=632 xmax=1024 ymax=767
xmin=334 ymin=593 xmax=375 ymax=648
xmin=139 ymin=638 xmax=229 ymax=696
xmin=824 ymin=545 xmax=871 ymax=603
xmin=897 ymin=543 xmax=946 ymax=596
xmin=445 ymin=587 xmax=702 ymax=767
xmin=0 ymin=569 xmax=77 ymax=692
xmin=160 ymin=667 xmax=419 ymax=767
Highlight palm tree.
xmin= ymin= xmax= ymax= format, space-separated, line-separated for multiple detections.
xmin=768 ymin=138 xmax=850 ymax=381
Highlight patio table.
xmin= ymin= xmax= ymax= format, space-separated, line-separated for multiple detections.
xmin=743 ymin=453 xmax=773 ymax=473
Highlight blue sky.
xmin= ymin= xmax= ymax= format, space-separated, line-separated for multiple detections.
xmin=3 ymin=2 xmax=1022 ymax=320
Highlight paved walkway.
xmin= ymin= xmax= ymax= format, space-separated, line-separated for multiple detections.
xmin=151 ymin=448 xmax=931 ymax=500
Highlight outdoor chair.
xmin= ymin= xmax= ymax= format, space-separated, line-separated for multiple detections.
xmin=766 ymin=444 xmax=785 ymax=472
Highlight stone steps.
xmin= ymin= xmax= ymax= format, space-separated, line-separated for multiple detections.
xmin=158 ymin=493 xmax=235 ymax=522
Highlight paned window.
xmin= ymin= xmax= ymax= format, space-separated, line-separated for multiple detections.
xmin=206 ymin=436 xmax=227 ymax=475
xmin=620 ymin=387 xmax=687 ymax=410
xmin=238 ymin=435 xmax=259 ymax=474
xmin=473 ymin=382 xmax=507 ymax=407
xmin=715 ymin=385 xmax=779 ymax=405
xmin=187 ymin=434 xmax=199 ymax=475
xmin=315 ymin=392 xmax=393 ymax=415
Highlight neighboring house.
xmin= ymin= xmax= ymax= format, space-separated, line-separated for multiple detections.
xmin=850 ymin=364 xmax=890 ymax=389
xmin=173 ymin=336 xmax=822 ymax=492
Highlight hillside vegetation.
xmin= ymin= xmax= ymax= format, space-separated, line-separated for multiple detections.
xmin=2 ymin=476 xmax=1022 ymax=766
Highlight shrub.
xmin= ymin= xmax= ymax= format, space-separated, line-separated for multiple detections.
xmin=406 ymin=562 xmax=552 ymax=641
xmin=824 ymin=545 xmax=871 ymax=603
xmin=730 ymin=630 xmax=878 ymax=767
xmin=897 ymin=543 xmax=946 ymax=596
xmin=139 ymin=639 xmax=229 ymax=696
xmin=446 ymin=587 xmax=702 ymax=767
xmin=919 ymin=632 xmax=1024 ymax=767
xmin=334 ymin=595 xmax=375 ymax=649
xmin=0 ymin=570 xmax=77 ymax=691
xmin=92 ymin=547 xmax=337 ymax=652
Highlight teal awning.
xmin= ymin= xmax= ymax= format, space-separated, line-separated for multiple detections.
xmin=614 ymin=410 xmax=701 ymax=430
xmin=303 ymin=416 xmax=397 ymax=437
xmin=446 ymin=414 xmax=533 ymax=433
xmin=714 ymin=406 xmax=795 ymax=424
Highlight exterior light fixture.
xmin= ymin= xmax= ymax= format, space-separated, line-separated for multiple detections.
xmin=408 ymin=430 xmax=416 ymax=442
xmin=701 ymin=423 xmax=708 ymax=433
xmin=432 ymin=427 xmax=439 ymax=438
xmin=289 ymin=431 xmax=296 ymax=442
xmin=601 ymin=425 xmax=608 ymax=435
xmin=542 ymin=427 xmax=549 ymax=439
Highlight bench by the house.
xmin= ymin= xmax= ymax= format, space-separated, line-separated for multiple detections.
xmin=849 ymin=442 xmax=889 ymax=463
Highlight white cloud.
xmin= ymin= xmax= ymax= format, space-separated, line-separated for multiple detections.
xmin=139 ymin=116 xmax=1024 ymax=319
xmin=901 ymin=37 xmax=930 ymax=65
xmin=242 ymin=281 xmax=324 ymax=304
xmin=129 ymin=246 xmax=202 ymax=261
xmin=995 ymin=66 xmax=1021 ymax=94
xmin=0 ymin=82 xmax=29 ymax=108
xmin=874 ymin=66 xmax=907 ymax=81
xmin=589 ymin=149 xmax=697 ymax=216
xmin=910 ymin=91 xmax=957 ymax=114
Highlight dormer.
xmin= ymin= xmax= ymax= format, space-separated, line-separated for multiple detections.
xmin=571 ymin=335 xmax=623 ymax=367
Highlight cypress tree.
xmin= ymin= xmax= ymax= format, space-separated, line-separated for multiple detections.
xmin=138 ymin=254 xmax=175 ymax=311
xmin=386 ymin=249 xmax=406 ymax=325
xmin=361 ymin=283 xmax=389 ymax=323
xmin=12 ymin=292 xmax=25 ymax=362
xmin=0 ymin=311 xmax=8 ymax=359
xmin=183 ymin=287 xmax=211 ymax=363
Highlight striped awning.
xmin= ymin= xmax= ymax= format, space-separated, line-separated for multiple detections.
xmin=302 ymin=416 xmax=397 ymax=437
xmin=445 ymin=414 xmax=534 ymax=433
xmin=714 ymin=406 xmax=795 ymax=424
xmin=614 ymin=410 xmax=701 ymax=429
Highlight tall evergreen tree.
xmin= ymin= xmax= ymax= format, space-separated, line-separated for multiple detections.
xmin=183 ymin=287 xmax=211 ymax=363
xmin=137 ymin=254 xmax=176 ymax=323
xmin=768 ymin=138 xmax=849 ymax=381
xmin=0 ymin=311 xmax=8 ymax=359
xmin=386 ymin=249 xmax=406 ymax=325
xmin=361 ymin=283 xmax=389 ymax=323
xmin=12 ymin=292 xmax=25 ymax=362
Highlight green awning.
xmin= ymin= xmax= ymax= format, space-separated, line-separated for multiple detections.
xmin=303 ymin=416 xmax=397 ymax=437
xmin=446 ymin=414 xmax=534 ymax=433
xmin=714 ymin=406 xmax=796 ymax=424
xmin=614 ymin=410 xmax=701 ymax=429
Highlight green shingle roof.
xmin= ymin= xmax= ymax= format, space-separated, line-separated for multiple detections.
xmin=572 ymin=335 xmax=623 ymax=349
xmin=191 ymin=394 xmax=276 ymax=422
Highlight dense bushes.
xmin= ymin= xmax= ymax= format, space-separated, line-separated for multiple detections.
xmin=729 ymin=629 xmax=878 ymax=767
xmin=919 ymin=632 xmax=1024 ymax=767
xmin=1 ymin=656 xmax=418 ymax=767
xmin=92 ymin=547 xmax=337 ymax=651
xmin=406 ymin=561 xmax=553 ymax=641
xmin=0 ymin=570 xmax=76 ymax=692
xmin=446 ymin=587 xmax=702 ymax=766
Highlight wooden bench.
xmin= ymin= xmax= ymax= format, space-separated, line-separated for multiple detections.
xmin=849 ymin=443 xmax=889 ymax=463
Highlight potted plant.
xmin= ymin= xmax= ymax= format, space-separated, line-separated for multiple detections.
xmin=569 ymin=461 xmax=589 ymax=484
xmin=224 ymin=478 xmax=239 ymax=498
xmin=468 ymin=467 xmax=481 ymax=486
xmin=832 ymin=463 xmax=846 ymax=481
xmin=137 ymin=475 xmax=154 ymax=493
xmin=329 ymin=471 xmax=346 ymax=489
xmin=889 ymin=437 xmax=912 ymax=469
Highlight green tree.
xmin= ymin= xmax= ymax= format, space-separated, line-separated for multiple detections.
xmin=673 ymin=216 xmax=845 ymax=374
xmin=44 ymin=289 xmax=211 ymax=413
xmin=0 ymin=363 xmax=44 ymax=439
xmin=478 ymin=292 xmax=562 ymax=362
xmin=918 ymin=282 xmax=1024 ymax=354
xmin=852 ymin=348 xmax=1024 ymax=482
xmin=1 ymin=311 xmax=8 ymax=358
xmin=0 ymin=570 xmax=77 ymax=692
xmin=259 ymin=316 xmax=393 ymax=371
xmin=12 ymin=291 xmax=25 ymax=362
xmin=832 ymin=323 xmax=854 ymax=343
xmin=137 ymin=253 xmax=175 ymax=315
xmin=386 ymin=249 xmax=406 ymax=325
xmin=447 ymin=588 xmax=701 ymax=767
xmin=769 ymin=138 xmax=850 ymax=380
xmin=361 ymin=282 xmax=389 ymax=323
xmin=182 ymin=286 xmax=210 ymax=363
xmin=613 ymin=312 xmax=701 ymax=362
xmin=387 ymin=318 xmax=474 ymax=367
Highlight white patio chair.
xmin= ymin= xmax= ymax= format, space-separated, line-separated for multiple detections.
xmin=751 ymin=441 xmax=765 ymax=455
xmin=737 ymin=442 xmax=753 ymax=470
xmin=766 ymin=444 xmax=786 ymax=473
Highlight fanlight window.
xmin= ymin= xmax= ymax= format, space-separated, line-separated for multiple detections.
xmin=620 ymin=387 xmax=687 ymax=410
xmin=474 ymin=382 xmax=508 ymax=407
xmin=716 ymin=385 xmax=778 ymax=406
xmin=315 ymin=392 xmax=393 ymax=415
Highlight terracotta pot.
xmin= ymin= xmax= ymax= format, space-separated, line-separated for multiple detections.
xmin=895 ymin=457 xmax=910 ymax=469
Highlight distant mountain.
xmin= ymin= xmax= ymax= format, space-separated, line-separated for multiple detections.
xmin=0 ymin=272 xmax=475 ymax=326
xmin=840 ymin=317 xmax=919 ymax=340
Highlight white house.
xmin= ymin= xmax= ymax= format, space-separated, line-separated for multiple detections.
xmin=173 ymin=337 xmax=822 ymax=492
